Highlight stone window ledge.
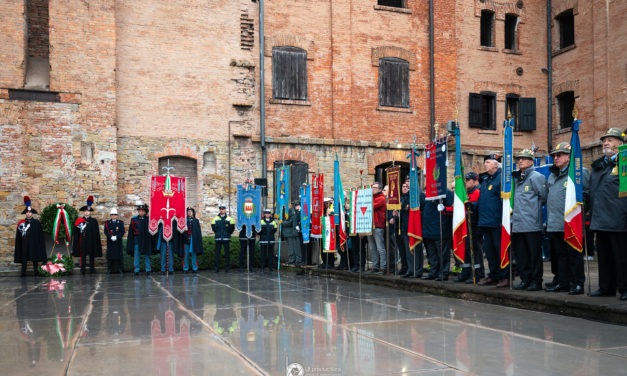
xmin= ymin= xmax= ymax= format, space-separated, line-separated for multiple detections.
xmin=478 ymin=46 xmax=498 ymax=52
xmin=377 ymin=106 xmax=412 ymax=113
xmin=477 ymin=129 xmax=499 ymax=135
xmin=269 ymin=98 xmax=311 ymax=106
xmin=552 ymin=44 xmax=576 ymax=57
xmin=502 ymin=48 xmax=522 ymax=55
xmin=554 ymin=127 xmax=572 ymax=135
xmin=374 ymin=5 xmax=412 ymax=14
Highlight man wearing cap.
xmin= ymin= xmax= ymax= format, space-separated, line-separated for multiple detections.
xmin=72 ymin=196 xmax=102 ymax=274
xmin=368 ymin=182 xmax=387 ymax=273
xmin=127 ymin=204 xmax=154 ymax=276
xmin=589 ymin=128 xmax=627 ymax=300
xmin=258 ymin=209 xmax=277 ymax=273
xmin=211 ymin=205 xmax=235 ymax=273
xmin=455 ymin=172 xmax=485 ymax=283
xmin=544 ymin=142 xmax=590 ymax=294
xmin=182 ymin=207 xmax=204 ymax=273
xmin=477 ymin=154 xmax=510 ymax=287
xmin=283 ymin=201 xmax=302 ymax=266
xmin=104 ymin=208 xmax=125 ymax=274
xmin=14 ymin=196 xmax=47 ymax=277
xmin=511 ymin=149 xmax=547 ymax=291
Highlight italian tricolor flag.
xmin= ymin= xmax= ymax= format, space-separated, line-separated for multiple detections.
xmin=452 ymin=126 xmax=468 ymax=262
xmin=564 ymin=119 xmax=583 ymax=252
xmin=322 ymin=215 xmax=336 ymax=253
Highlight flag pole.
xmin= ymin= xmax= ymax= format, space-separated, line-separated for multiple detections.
xmin=507 ymin=110 xmax=513 ymax=291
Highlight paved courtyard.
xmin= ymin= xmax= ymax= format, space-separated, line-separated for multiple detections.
xmin=1 ymin=271 xmax=626 ymax=376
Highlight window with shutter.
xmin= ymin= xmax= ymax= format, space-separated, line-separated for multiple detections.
xmin=468 ymin=93 xmax=482 ymax=128
xmin=504 ymin=14 xmax=518 ymax=50
xmin=480 ymin=92 xmax=496 ymax=130
xmin=505 ymin=94 xmax=519 ymax=130
xmin=556 ymin=9 xmax=575 ymax=49
xmin=480 ymin=10 xmax=494 ymax=47
xmin=272 ymin=46 xmax=307 ymax=101
xmin=379 ymin=58 xmax=410 ymax=108
xmin=518 ymin=97 xmax=536 ymax=131
xmin=557 ymin=91 xmax=575 ymax=129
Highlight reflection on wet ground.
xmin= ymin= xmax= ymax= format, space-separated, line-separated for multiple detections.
xmin=0 ymin=272 xmax=626 ymax=375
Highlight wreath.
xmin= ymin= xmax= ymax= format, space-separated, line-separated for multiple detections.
xmin=40 ymin=203 xmax=78 ymax=245
xmin=39 ymin=253 xmax=74 ymax=277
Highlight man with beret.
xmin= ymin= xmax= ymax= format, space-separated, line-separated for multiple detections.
xmin=104 ymin=208 xmax=125 ymax=274
xmin=211 ymin=204 xmax=235 ymax=273
xmin=73 ymin=196 xmax=102 ymax=275
xmin=511 ymin=149 xmax=547 ymax=291
xmin=477 ymin=154 xmax=510 ymax=287
xmin=544 ymin=142 xmax=590 ymax=294
xmin=127 ymin=203 xmax=154 ymax=276
xmin=589 ymin=128 xmax=627 ymax=300
xmin=454 ymin=172 xmax=485 ymax=283
xmin=14 ymin=196 xmax=47 ymax=276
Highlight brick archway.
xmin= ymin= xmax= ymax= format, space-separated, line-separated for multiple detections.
xmin=267 ymin=148 xmax=317 ymax=172
xmin=368 ymin=150 xmax=422 ymax=175
xmin=153 ymin=142 xmax=202 ymax=211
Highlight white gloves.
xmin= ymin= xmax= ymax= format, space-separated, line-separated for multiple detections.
xmin=296 ymin=226 xmax=300 ymax=232
xmin=437 ymin=203 xmax=445 ymax=212
xmin=111 ymin=236 xmax=117 ymax=241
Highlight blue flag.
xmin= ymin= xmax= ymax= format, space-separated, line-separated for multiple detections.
xmin=236 ymin=184 xmax=262 ymax=238
xmin=300 ymin=184 xmax=311 ymax=243
xmin=275 ymin=165 xmax=290 ymax=222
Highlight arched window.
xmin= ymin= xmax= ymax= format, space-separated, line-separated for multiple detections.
xmin=158 ymin=156 xmax=198 ymax=209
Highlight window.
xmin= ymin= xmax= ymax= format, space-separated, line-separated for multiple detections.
xmin=272 ymin=46 xmax=307 ymax=101
xmin=25 ymin=0 xmax=50 ymax=89
xmin=556 ymin=9 xmax=574 ymax=49
xmin=506 ymin=94 xmax=519 ymax=129
xmin=480 ymin=10 xmax=494 ymax=47
xmin=378 ymin=0 xmax=404 ymax=7
xmin=504 ymin=14 xmax=518 ymax=50
xmin=273 ymin=160 xmax=309 ymax=214
xmin=469 ymin=92 xmax=496 ymax=130
xmin=557 ymin=91 xmax=575 ymax=129
xmin=378 ymin=58 xmax=410 ymax=108
xmin=506 ymin=94 xmax=536 ymax=131
xmin=158 ymin=156 xmax=198 ymax=209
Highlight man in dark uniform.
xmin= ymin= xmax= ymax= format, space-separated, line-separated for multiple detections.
xmin=181 ymin=207 xmax=204 ymax=273
xmin=258 ymin=209 xmax=277 ymax=273
xmin=420 ymin=189 xmax=454 ymax=281
xmin=589 ymin=128 xmax=627 ymax=301
xmin=156 ymin=217 xmax=180 ymax=274
xmin=283 ymin=201 xmax=302 ymax=265
xmin=211 ymin=204 xmax=235 ymax=272
xmin=477 ymin=154 xmax=510 ymax=287
xmin=73 ymin=196 xmax=102 ymax=275
xmin=126 ymin=203 xmax=154 ymax=276
xmin=104 ymin=208 xmax=125 ymax=274
xmin=14 ymin=196 xmax=47 ymax=277
xmin=455 ymin=172 xmax=485 ymax=283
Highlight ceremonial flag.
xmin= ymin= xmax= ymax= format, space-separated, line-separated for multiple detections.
xmin=564 ymin=119 xmax=584 ymax=252
xmin=452 ymin=126 xmax=468 ymax=262
xmin=236 ymin=183 xmax=262 ymax=238
xmin=619 ymin=144 xmax=627 ymax=198
xmin=334 ymin=156 xmax=347 ymax=250
xmin=311 ymin=173 xmax=324 ymax=238
xmin=275 ymin=165 xmax=290 ymax=222
xmin=425 ymin=138 xmax=447 ymax=200
xmin=386 ymin=166 xmax=401 ymax=210
xmin=500 ymin=118 xmax=514 ymax=268
xmin=407 ymin=144 xmax=422 ymax=251
xmin=300 ymin=184 xmax=311 ymax=243
xmin=351 ymin=187 xmax=373 ymax=234
xmin=149 ymin=174 xmax=187 ymax=241
xmin=322 ymin=215 xmax=336 ymax=252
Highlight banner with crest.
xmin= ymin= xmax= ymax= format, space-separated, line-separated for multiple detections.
xmin=311 ymin=173 xmax=324 ymax=238
xmin=350 ymin=186 xmax=373 ymax=235
xmin=300 ymin=184 xmax=311 ymax=243
xmin=149 ymin=174 xmax=187 ymax=241
xmin=386 ymin=166 xmax=401 ymax=210
xmin=275 ymin=165 xmax=290 ymax=222
xmin=236 ymin=183 xmax=262 ymax=238
xmin=425 ymin=138 xmax=448 ymax=200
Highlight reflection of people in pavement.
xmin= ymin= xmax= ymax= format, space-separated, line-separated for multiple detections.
xmin=238 ymin=306 xmax=265 ymax=366
xmin=182 ymin=275 xmax=205 ymax=335
xmin=105 ymin=283 xmax=127 ymax=337
xmin=15 ymin=281 xmax=45 ymax=367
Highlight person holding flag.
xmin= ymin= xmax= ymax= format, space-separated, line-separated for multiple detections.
xmin=589 ymin=128 xmax=627 ymax=300
xmin=545 ymin=142 xmax=589 ymax=294
xmin=454 ymin=172 xmax=484 ymax=283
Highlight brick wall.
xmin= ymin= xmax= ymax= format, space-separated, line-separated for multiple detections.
xmin=27 ymin=0 xmax=49 ymax=59
xmin=0 ymin=0 xmax=26 ymax=87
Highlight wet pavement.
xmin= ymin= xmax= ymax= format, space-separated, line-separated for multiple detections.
xmin=1 ymin=272 xmax=626 ymax=376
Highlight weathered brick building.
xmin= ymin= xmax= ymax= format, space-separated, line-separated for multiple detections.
xmin=0 ymin=0 xmax=624 ymax=266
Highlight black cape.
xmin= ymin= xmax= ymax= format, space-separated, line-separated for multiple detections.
xmin=126 ymin=215 xmax=154 ymax=255
xmin=104 ymin=219 xmax=125 ymax=260
xmin=179 ymin=217 xmax=204 ymax=256
xmin=72 ymin=217 xmax=103 ymax=258
xmin=14 ymin=218 xmax=47 ymax=263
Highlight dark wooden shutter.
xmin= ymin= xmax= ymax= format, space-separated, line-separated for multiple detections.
xmin=272 ymin=47 xmax=307 ymax=100
xmin=379 ymin=58 xmax=409 ymax=108
xmin=468 ymin=93 xmax=482 ymax=128
xmin=519 ymin=97 xmax=536 ymax=131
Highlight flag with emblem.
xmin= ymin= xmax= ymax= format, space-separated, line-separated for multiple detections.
xmin=618 ymin=144 xmax=627 ymax=198
xmin=350 ymin=186 xmax=373 ymax=235
xmin=322 ymin=215 xmax=336 ymax=252
xmin=407 ymin=143 xmax=422 ymax=251
xmin=564 ymin=118 xmax=584 ymax=252
xmin=334 ymin=156 xmax=347 ymax=250
xmin=300 ymin=184 xmax=311 ymax=243
xmin=500 ymin=117 xmax=514 ymax=268
xmin=452 ymin=125 xmax=468 ymax=262
xmin=311 ymin=173 xmax=324 ymax=238
xmin=236 ymin=183 xmax=262 ymax=238
xmin=149 ymin=173 xmax=187 ymax=241
xmin=275 ymin=165 xmax=290 ymax=222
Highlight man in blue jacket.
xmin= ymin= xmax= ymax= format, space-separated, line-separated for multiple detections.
xmin=477 ymin=154 xmax=510 ymax=288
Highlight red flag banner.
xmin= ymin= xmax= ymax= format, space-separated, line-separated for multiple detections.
xmin=386 ymin=166 xmax=401 ymax=210
xmin=149 ymin=175 xmax=187 ymax=241
xmin=311 ymin=173 xmax=324 ymax=238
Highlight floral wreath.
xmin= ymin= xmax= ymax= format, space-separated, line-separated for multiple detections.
xmin=39 ymin=253 xmax=74 ymax=277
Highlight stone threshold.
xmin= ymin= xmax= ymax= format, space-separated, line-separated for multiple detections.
xmin=280 ymin=264 xmax=627 ymax=326
xmin=251 ymin=135 xmax=423 ymax=150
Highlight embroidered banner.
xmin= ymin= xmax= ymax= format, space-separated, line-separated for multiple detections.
xmin=322 ymin=215 xmax=336 ymax=252
xmin=236 ymin=183 xmax=262 ymax=238
xmin=300 ymin=184 xmax=311 ymax=243
xmin=149 ymin=174 xmax=187 ymax=241
xmin=311 ymin=173 xmax=324 ymax=238
xmin=351 ymin=186 xmax=373 ymax=235
xmin=275 ymin=165 xmax=290 ymax=222
xmin=386 ymin=166 xmax=401 ymax=210
xmin=425 ymin=138 xmax=448 ymax=200
xmin=619 ymin=144 xmax=627 ymax=198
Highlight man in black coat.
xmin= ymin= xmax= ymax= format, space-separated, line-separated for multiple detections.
xmin=589 ymin=128 xmax=627 ymax=301
xmin=181 ymin=207 xmax=204 ymax=273
xmin=258 ymin=209 xmax=278 ymax=273
xmin=211 ymin=204 xmax=235 ymax=272
xmin=72 ymin=196 xmax=102 ymax=275
xmin=14 ymin=196 xmax=47 ymax=276
xmin=104 ymin=208 xmax=125 ymax=274
xmin=126 ymin=204 xmax=154 ymax=276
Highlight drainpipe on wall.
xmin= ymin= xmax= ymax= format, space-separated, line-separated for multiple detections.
xmin=259 ymin=0 xmax=267 ymax=207
xmin=429 ymin=0 xmax=435 ymax=140
xmin=547 ymin=0 xmax=553 ymax=152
